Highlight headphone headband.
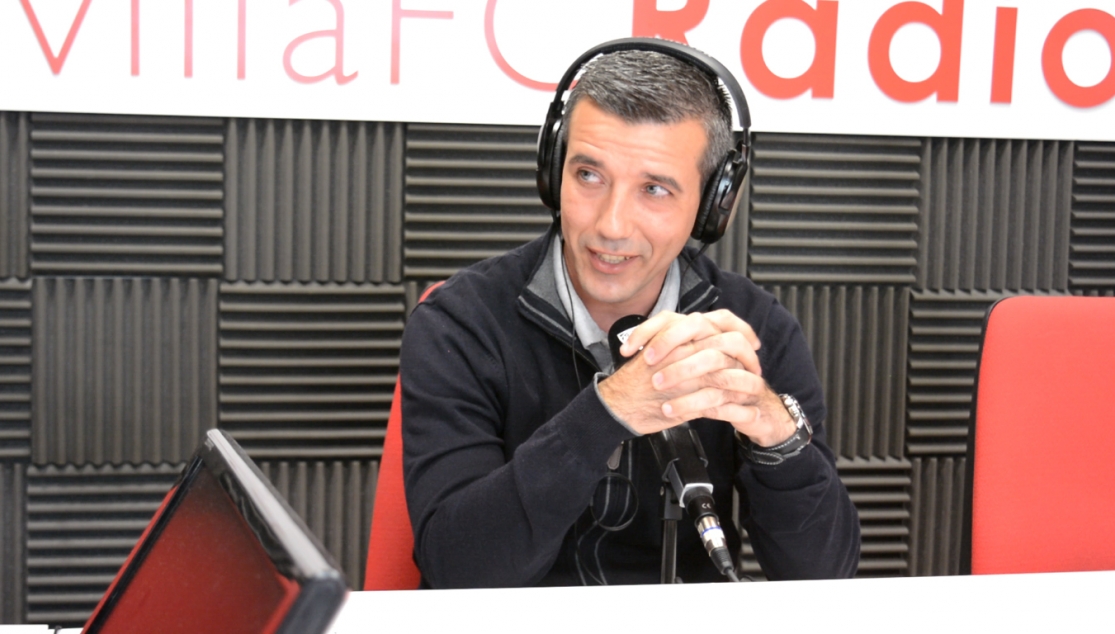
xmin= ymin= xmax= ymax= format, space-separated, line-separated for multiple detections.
xmin=547 ymin=38 xmax=751 ymax=132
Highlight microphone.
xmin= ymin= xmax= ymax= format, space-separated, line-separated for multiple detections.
xmin=607 ymin=315 xmax=736 ymax=580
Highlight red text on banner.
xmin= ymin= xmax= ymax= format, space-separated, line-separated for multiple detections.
xmin=740 ymin=0 xmax=838 ymax=99
xmin=19 ymin=0 xmax=94 ymax=75
xmin=868 ymin=0 xmax=964 ymax=102
xmin=1042 ymin=9 xmax=1115 ymax=108
xmin=991 ymin=7 xmax=1018 ymax=104
xmin=484 ymin=0 xmax=554 ymax=90
xmin=284 ymin=0 xmax=358 ymax=85
xmin=632 ymin=0 xmax=709 ymax=44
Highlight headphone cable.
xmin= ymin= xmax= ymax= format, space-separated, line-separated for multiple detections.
xmin=559 ymin=235 xmax=584 ymax=389
xmin=676 ymin=241 xmax=711 ymax=312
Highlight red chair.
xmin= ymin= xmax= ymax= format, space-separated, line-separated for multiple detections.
xmin=961 ymin=295 xmax=1115 ymax=575
xmin=363 ymin=282 xmax=443 ymax=590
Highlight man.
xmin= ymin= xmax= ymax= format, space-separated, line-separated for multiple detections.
xmin=400 ymin=44 xmax=860 ymax=588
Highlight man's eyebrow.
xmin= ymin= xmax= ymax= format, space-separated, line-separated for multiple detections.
xmin=645 ymin=172 xmax=683 ymax=194
xmin=566 ymin=153 xmax=602 ymax=168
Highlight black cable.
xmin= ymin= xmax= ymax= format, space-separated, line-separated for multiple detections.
xmin=588 ymin=470 xmax=639 ymax=532
xmin=559 ymin=236 xmax=583 ymax=389
xmin=676 ymin=241 xmax=711 ymax=312
xmin=573 ymin=445 xmax=639 ymax=585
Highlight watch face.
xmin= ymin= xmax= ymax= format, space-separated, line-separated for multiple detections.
xmin=779 ymin=394 xmax=812 ymax=438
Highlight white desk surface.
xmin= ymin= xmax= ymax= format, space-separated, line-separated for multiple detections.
xmin=330 ymin=570 xmax=1115 ymax=633
xmin=3 ymin=570 xmax=1110 ymax=633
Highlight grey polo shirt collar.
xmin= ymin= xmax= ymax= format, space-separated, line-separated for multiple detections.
xmin=550 ymin=234 xmax=680 ymax=374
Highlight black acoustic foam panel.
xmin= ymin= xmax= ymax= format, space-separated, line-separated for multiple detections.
xmin=919 ymin=138 xmax=1072 ymax=291
xmin=0 ymin=112 xmax=29 ymax=279
xmin=908 ymin=456 xmax=966 ymax=577
xmin=1070 ymin=142 xmax=1115 ymax=290
xmin=404 ymin=124 xmax=550 ymax=279
xmin=29 ymin=114 xmax=224 ymax=276
xmin=839 ymin=457 xmax=911 ymax=577
xmin=32 ymin=278 xmax=218 ymax=466
xmin=0 ymin=279 xmax=31 ymax=461
xmin=0 ymin=461 xmax=26 ymax=624
xmin=747 ymin=133 xmax=921 ymax=285
xmin=218 ymin=282 xmax=406 ymax=459
xmin=225 ymin=119 xmax=404 ymax=284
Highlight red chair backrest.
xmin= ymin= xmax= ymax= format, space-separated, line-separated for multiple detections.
xmin=363 ymin=282 xmax=443 ymax=590
xmin=363 ymin=380 xmax=420 ymax=590
xmin=966 ymin=295 xmax=1115 ymax=575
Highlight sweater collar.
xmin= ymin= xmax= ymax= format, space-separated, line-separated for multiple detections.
xmin=517 ymin=227 xmax=721 ymax=355
xmin=549 ymin=234 xmax=681 ymax=373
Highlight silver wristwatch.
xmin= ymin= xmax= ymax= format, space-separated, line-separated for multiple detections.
xmin=737 ymin=393 xmax=813 ymax=466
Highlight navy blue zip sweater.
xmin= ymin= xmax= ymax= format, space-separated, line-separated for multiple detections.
xmin=401 ymin=230 xmax=860 ymax=588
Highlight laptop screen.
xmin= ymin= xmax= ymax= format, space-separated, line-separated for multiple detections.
xmin=83 ymin=430 xmax=347 ymax=634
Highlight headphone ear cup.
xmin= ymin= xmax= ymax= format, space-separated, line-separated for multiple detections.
xmin=549 ymin=132 xmax=566 ymax=216
xmin=691 ymin=147 xmax=748 ymax=244
xmin=536 ymin=110 xmax=564 ymax=214
xmin=692 ymin=169 xmax=721 ymax=244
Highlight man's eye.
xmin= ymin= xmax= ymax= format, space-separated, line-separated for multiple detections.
xmin=577 ymin=169 xmax=600 ymax=183
xmin=645 ymin=184 xmax=669 ymax=197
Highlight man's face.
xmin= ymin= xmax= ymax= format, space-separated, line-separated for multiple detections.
xmin=559 ymin=98 xmax=707 ymax=327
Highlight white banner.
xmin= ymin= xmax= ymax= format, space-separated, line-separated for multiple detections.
xmin=1 ymin=0 xmax=1114 ymax=140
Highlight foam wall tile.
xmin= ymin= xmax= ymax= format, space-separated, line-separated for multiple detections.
xmin=404 ymin=124 xmax=550 ymax=279
xmin=747 ymin=133 xmax=921 ymax=285
xmin=0 ymin=112 xmax=29 ymax=279
xmin=219 ymin=282 xmax=405 ymax=459
xmin=919 ymin=138 xmax=1072 ymax=292
xmin=32 ymin=278 xmax=218 ymax=465
xmin=0 ymin=280 xmax=31 ymax=461
xmin=908 ymin=457 xmax=966 ymax=576
xmin=29 ymin=114 xmax=224 ymax=276
xmin=1070 ymin=143 xmax=1115 ymax=291
xmin=767 ymin=285 xmax=908 ymax=459
xmin=0 ymin=461 xmax=27 ymax=624
xmin=225 ymin=119 xmax=404 ymax=283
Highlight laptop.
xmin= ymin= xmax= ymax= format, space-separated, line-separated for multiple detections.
xmin=82 ymin=429 xmax=347 ymax=634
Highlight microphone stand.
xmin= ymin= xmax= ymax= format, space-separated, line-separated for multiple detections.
xmin=660 ymin=484 xmax=683 ymax=584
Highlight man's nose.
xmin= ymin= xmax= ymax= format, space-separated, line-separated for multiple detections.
xmin=595 ymin=188 xmax=634 ymax=240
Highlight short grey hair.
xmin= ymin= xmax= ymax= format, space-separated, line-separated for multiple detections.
xmin=560 ymin=49 xmax=733 ymax=187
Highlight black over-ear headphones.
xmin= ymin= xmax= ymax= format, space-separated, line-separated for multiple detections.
xmin=536 ymin=37 xmax=751 ymax=245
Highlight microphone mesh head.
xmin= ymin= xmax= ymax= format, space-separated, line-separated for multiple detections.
xmin=607 ymin=315 xmax=647 ymax=369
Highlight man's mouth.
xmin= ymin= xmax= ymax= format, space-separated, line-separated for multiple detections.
xmin=595 ymin=252 xmax=632 ymax=265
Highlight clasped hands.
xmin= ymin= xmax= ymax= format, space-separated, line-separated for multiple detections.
xmin=598 ymin=310 xmax=795 ymax=448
